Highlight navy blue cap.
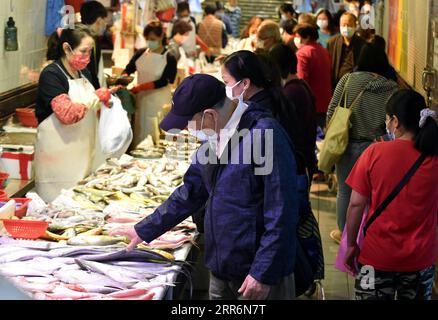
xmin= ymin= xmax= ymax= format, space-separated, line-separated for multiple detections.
xmin=160 ymin=74 xmax=225 ymax=131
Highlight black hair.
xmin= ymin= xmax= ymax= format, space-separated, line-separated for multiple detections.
xmin=369 ymin=34 xmax=386 ymax=51
xmin=316 ymin=9 xmax=335 ymax=34
xmin=280 ymin=18 xmax=297 ymax=36
xmin=215 ymin=1 xmax=225 ymax=11
xmin=280 ymin=2 xmax=295 ymax=15
xmin=222 ymin=50 xmax=301 ymax=161
xmin=356 ymin=42 xmax=389 ymax=76
xmin=386 ymin=89 xmax=438 ymax=156
xmin=205 ymin=4 xmax=216 ymax=15
xmin=177 ymin=1 xmax=190 ymax=14
xmin=293 ymin=23 xmax=319 ymax=41
xmin=171 ymin=20 xmax=193 ymax=38
xmin=80 ymin=1 xmax=108 ymax=25
xmin=268 ymin=44 xmax=297 ymax=78
xmin=144 ymin=20 xmax=167 ymax=46
xmin=333 ymin=9 xmax=347 ymax=28
xmin=46 ymin=24 xmax=93 ymax=61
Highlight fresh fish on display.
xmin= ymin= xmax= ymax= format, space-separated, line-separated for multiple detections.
xmin=35 ymin=285 xmax=102 ymax=300
xmin=67 ymin=235 xmax=128 ymax=246
xmin=53 ymin=269 xmax=127 ymax=289
xmin=65 ymin=283 xmax=120 ymax=294
xmin=75 ymin=259 xmax=153 ymax=285
xmin=107 ymin=288 xmax=151 ymax=299
xmin=77 ymin=248 xmax=173 ymax=264
xmin=11 ymin=277 xmax=58 ymax=293
xmin=0 ymin=249 xmax=52 ymax=264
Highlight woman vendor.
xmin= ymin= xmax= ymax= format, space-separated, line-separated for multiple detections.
xmin=124 ymin=20 xmax=177 ymax=145
xmin=35 ymin=24 xmax=111 ymax=202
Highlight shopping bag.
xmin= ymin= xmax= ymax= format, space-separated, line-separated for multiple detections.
xmin=99 ymin=95 xmax=133 ymax=156
xmin=317 ymin=106 xmax=352 ymax=173
xmin=334 ymin=211 xmax=367 ymax=276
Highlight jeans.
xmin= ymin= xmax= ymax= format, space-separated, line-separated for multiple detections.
xmin=209 ymin=273 xmax=296 ymax=300
xmin=335 ymin=141 xmax=372 ymax=231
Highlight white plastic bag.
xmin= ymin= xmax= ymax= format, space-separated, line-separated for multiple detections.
xmin=99 ymin=95 xmax=133 ymax=157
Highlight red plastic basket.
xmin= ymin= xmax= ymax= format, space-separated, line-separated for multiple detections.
xmin=1 ymin=219 xmax=48 ymax=239
xmin=0 ymin=190 xmax=8 ymax=199
xmin=0 ymin=198 xmax=31 ymax=219
xmin=15 ymin=108 xmax=38 ymax=128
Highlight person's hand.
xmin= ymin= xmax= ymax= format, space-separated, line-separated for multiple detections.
xmin=130 ymin=82 xmax=154 ymax=94
xmin=110 ymin=85 xmax=123 ymax=94
xmin=130 ymin=85 xmax=141 ymax=95
xmin=95 ymin=88 xmax=112 ymax=108
xmin=344 ymin=244 xmax=360 ymax=275
xmin=109 ymin=225 xmax=144 ymax=251
xmin=238 ymin=274 xmax=271 ymax=300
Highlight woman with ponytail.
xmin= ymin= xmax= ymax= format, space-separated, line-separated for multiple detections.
xmin=344 ymin=89 xmax=438 ymax=300
xmin=35 ymin=24 xmax=112 ymax=202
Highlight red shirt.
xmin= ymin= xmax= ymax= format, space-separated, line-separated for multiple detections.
xmin=296 ymin=42 xmax=332 ymax=114
xmin=346 ymin=140 xmax=438 ymax=272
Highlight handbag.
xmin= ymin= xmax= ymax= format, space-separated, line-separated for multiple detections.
xmin=335 ymin=153 xmax=427 ymax=275
xmin=318 ymin=75 xmax=367 ymax=173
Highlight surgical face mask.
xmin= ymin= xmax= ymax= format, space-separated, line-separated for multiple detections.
xmin=317 ymin=19 xmax=329 ymax=29
xmin=225 ymin=80 xmax=245 ymax=102
xmin=281 ymin=14 xmax=288 ymax=21
xmin=180 ymin=16 xmax=191 ymax=23
xmin=294 ymin=36 xmax=302 ymax=49
xmin=67 ymin=46 xmax=90 ymax=71
xmin=200 ymin=111 xmax=219 ymax=152
xmin=340 ymin=26 xmax=355 ymax=38
xmin=147 ymin=40 xmax=160 ymax=50
xmin=216 ymin=12 xmax=224 ymax=19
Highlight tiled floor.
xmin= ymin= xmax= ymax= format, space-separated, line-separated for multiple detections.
xmin=305 ymin=181 xmax=355 ymax=300
xmin=192 ymin=180 xmax=356 ymax=300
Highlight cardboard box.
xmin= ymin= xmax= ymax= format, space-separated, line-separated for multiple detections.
xmin=0 ymin=151 xmax=34 ymax=180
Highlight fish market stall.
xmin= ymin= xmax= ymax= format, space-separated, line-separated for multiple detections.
xmin=0 ymin=143 xmax=200 ymax=300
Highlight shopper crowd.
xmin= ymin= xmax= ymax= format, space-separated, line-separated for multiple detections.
xmin=36 ymin=0 xmax=437 ymax=301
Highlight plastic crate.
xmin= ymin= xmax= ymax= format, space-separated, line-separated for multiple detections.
xmin=0 ymin=198 xmax=31 ymax=219
xmin=0 ymin=219 xmax=48 ymax=239
xmin=15 ymin=108 xmax=38 ymax=128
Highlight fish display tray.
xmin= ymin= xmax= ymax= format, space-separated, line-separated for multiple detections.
xmin=1 ymin=219 xmax=48 ymax=239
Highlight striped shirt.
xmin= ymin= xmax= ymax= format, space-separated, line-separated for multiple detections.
xmin=225 ymin=5 xmax=242 ymax=38
xmin=327 ymin=72 xmax=399 ymax=141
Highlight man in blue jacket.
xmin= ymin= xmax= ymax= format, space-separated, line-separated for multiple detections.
xmin=111 ymin=74 xmax=299 ymax=300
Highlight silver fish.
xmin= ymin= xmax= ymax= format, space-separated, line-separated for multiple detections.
xmin=53 ymin=269 xmax=127 ymax=289
xmin=75 ymin=259 xmax=148 ymax=285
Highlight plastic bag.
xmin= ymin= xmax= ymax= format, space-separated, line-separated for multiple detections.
xmin=334 ymin=211 xmax=367 ymax=276
xmin=99 ymin=95 xmax=133 ymax=157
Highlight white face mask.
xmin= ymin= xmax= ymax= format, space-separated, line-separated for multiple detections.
xmin=294 ymin=36 xmax=302 ymax=49
xmin=189 ymin=112 xmax=218 ymax=147
xmin=340 ymin=26 xmax=355 ymax=38
xmin=317 ymin=19 xmax=329 ymax=29
xmin=225 ymin=80 xmax=245 ymax=102
xmin=281 ymin=14 xmax=288 ymax=21
xmin=180 ymin=16 xmax=191 ymax=23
